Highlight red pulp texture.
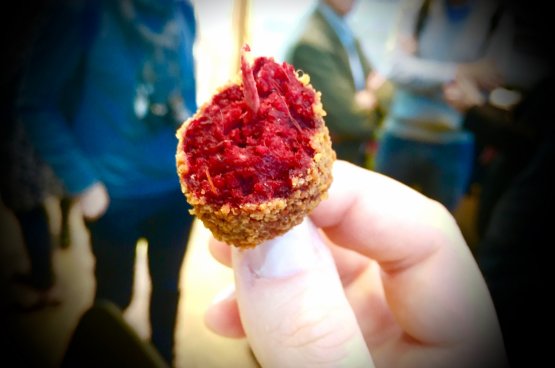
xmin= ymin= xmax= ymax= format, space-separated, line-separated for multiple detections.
xmin=181 ymin=57 xmax=319 ymax=207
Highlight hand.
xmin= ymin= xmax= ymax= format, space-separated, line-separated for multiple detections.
xmin=456 ymin=59 xmax=503 ymax=91
xmin=488 ymin=87 xmax=522 ymax=111
xmin=355 ymin=89 xmax=378 ymax=111
xmin=366 ymin=71 xmax=387 ymax=93
xmin=444 ymin=77 xmax=486 ymax=112
xmin=78 ymin=182 xmax=110 ymax=221
xmin=397 ymin=35 xmax=418 ymax=55
xmin=205 ymin=161 xmax=507 ymax=367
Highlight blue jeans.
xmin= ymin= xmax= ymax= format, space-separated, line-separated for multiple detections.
xmin=374 ymin=132 xmax=474 ymax=211
xmin=86 ymin=188 xmax=194 ymax=363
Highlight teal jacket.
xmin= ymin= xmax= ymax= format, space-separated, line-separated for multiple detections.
xmin=17 ymin=1 xmax=197 ymax=198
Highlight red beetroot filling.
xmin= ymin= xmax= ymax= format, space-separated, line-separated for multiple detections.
xmin=181 ymin=57 xmax=319 ymax=207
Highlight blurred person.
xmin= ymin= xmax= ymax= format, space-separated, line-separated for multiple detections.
xmin=446 ymin=81 xmax=525 ymax=240
xmin=16 ymin=0 xmax=197 ymax=364
xmin=443 ymin=2 xmax=554 ymax=362
xmin=475 ymin=77 xmax=553 ymax=368
xmin=0 ymin=1 xmax=64 ymax=312
xmin=204 ymin=160 xmax=508 ymax=368
xmin=374 ymin=0 xmax=507 ymax=212
xmin=1 ymin=101 xmax=64 ymax=312
xmin=446 ymin=73 xmax=553 ymax=368
xmin=443 ymin=0 xmax=552 ymax=239
xmin=284 ymin=0 xmax=392 ymax=168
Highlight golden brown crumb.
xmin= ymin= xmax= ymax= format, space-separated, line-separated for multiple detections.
xmin=176 ymin=58 xmax=335 ymax=248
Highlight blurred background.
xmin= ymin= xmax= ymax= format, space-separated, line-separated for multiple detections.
xmin=194 ymin=0 xmax=399 ymax=105
xmin=2 ymin=0 xmax=550 ymax=367
xmin=1 ymin=1 xmax=401 ymax=367
xmin=0 ymin=0 xmax=406 ymax=367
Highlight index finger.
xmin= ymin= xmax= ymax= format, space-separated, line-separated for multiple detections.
xmin=311 ymin=160 xmax=457 ymax=270
xmin=310 ymin=161 xmax=500 ymax=348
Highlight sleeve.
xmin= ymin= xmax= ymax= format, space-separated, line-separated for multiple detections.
xmin=382 ymin=0 xmax=457 ymax=92
xmin=485 ymin=9 xmax=551 ymax=90
xmin=16 ymin=3 xmax=99 ymax=195
xmin=178 ymin=0 xmax=198 ymax=114
xmin=463 ymin=104 xmax=535 ymax=152
xmin=289 ymin=43 xmax=378 ymax=140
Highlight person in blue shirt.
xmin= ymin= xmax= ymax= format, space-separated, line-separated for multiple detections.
xmin=16 ymin=0 xmax=197 ymax=363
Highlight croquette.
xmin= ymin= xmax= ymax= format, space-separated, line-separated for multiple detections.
xmin=176 ymin=46 xmax=335 ymax=248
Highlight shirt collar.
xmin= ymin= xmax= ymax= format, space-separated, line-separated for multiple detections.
xmin=318 ymin=2 xmax=355 ymax=47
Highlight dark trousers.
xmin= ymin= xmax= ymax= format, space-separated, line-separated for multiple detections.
xmin=15 ymin=205 xmax=55 ymax=290
xmin=86 ymin=189 xmax=194 ymax=364
xmin=374 ymin=132 xmax=474 ymax=212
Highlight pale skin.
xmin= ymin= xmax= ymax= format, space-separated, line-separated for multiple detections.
xmin=354 ymin=71 xmax=385 ymax=112
xmin=443 ymin=76 xmax=486 ymax=112
xmin=204 ymin=160 xmax=508 ymax=367
xmin=397 ymin=31 xmax=503 ymax=92
xmin=77 ymin=182 xmax=110 ymax=221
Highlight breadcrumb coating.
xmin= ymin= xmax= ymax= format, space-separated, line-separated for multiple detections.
xmin=176 ymin=54 xmax=335 ymax=248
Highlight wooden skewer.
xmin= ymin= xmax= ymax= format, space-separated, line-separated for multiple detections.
xmin=240 ymin=44 xmax=260 ymax=115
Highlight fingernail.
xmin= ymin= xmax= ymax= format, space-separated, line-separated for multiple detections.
xmin=233 ymin=219 xmax=325 ymax=279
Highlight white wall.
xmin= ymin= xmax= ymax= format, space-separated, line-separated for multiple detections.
xmin=193 ymin=0 xmax=401 ymax=105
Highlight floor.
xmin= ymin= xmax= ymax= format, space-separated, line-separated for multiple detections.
xmin=0 ymin=189 xmax=479 ymax=368
xmin=0 ymin=198 xmax=259 ymax=368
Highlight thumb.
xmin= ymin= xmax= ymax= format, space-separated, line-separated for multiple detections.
xmin=231 ymin=219 xmax=374 ymax=368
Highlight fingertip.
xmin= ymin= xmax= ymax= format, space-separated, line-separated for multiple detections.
xmin=310 ymin=160 xmax=362 ymax=228
xmin=209 ymin=236 xmax=232 ymax=267
xmin=309 ymin=159 xmax=447 ymax=267
xmin=204 ymin=290 xmax=246 ymax=339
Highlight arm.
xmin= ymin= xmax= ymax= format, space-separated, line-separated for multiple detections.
xmin=383 ymin=0 xmax=457 ymax=92
xmin=384 ymin=0 xmax=502 ymax=94
xmin=443 ymin=77 xmax=535 ymax=152
xmin=178 ymin=0 xmax=198 ymax=115
xmin=385 ymin=40 xmax=458 ymax=93
xmin=289 ymin=43 xmax=380 ymax=140
xmin=464 ymin=103 xmax=535 ymax=153
xmin=16 ymin=3 xmax=99 ymax=196
xmin=485 ymin=7 xmax=550 ymax=90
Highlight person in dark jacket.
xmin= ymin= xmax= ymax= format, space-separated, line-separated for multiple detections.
xmin=285 ymin=0 xmax=391 ymax=168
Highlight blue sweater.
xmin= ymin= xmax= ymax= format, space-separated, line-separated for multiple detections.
xmin=17 ymin=1 xmax=197 ymax=199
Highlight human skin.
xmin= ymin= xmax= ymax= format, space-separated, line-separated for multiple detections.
xmin=77 ymin=182 xmax=109 ymax=220
xmin=204 ymin=160 xmax=507 ymax=368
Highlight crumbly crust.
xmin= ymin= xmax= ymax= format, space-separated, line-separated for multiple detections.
xmin=176 ymin=71 xmax=335 ymax=248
